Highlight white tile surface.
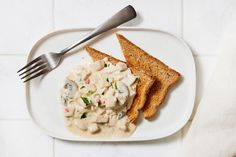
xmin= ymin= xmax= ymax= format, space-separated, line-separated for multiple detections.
xmin=0 ymin=120 xmax=53 ymax=157
xmin=0 ymin=55 xmax=29 ymax=119
xmin=0 ymin=0 xmax=53 ymax=54
xmin=183 ymin=0 xmax=236 ymax=55
xmin=0 ymin=0 xmax=226 ymax=156
xmin=54 ymin=0 xmax=182 ymax=36
xmin=54 ymin=131 xmax=181 ymax=157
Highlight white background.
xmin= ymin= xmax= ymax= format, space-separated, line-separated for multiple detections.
xmin=1 ymin=0 xmax=235 ymax=156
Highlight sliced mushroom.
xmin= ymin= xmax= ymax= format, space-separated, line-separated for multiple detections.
xmin=63 ymin=80 xmax=78 ymax=98
xmin=117 ymin=111 xmax=126 ymax=120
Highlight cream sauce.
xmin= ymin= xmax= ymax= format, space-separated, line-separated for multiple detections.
xmin=61 ymin=58 xmax=138 ymax=137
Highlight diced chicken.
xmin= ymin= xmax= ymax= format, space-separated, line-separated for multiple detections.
xmin=116 ymin=94 xmax=127 ymax=106
xmin=97 ymin=109 xmax=105 ymax=115
xmin=90 ymin=60 xmax=104 ymax=71
xmin=117 ymin=117 xmax=128 ymax=131
xmin=122 ymin=75 xmax=137 ymax=86
xmin=107 ymin=77 xmax=114 ymax=83
xmin=65 ymin=118 xmax=73 ymax=127
xmin=116 ymin=62 xmax=127 ymax=71
xmin=97 ymin=79 xmax=106 ymax=89
xmin=88 ymin=123 xmax=99 ymax=133
xmin=108 ymin=115 xmax=117 ymax=126
xmin=96 ymin=115 xmax=109 ymax=123
xmin=75 ymin=119 xmax=87 ymax=131
xmin=104 ymin=97 xmax=117 ymax=108
xmin=103 ymin=64 xmax=117 ymax=73
xmin=91 ymin=94 xmax=101 ymax=106
xmin=81 ymin=69 xmax=91 ymax=80
xmin=75 ymin=67 xmax=91 ymax=81
xmin=106 ymin=109 xmax=114 ymax=115
xmin=73 ymin=109 xmax=80 ymax=118
xmin=105 ymin=87 xmax=115 ymax=97
xmin=86 ymin=112 xmax=97 ymax=123
xmin=97 ymin=87 xmax=108 ymax=95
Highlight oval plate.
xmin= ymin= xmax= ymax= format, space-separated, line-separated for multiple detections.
xmin=25 ymin=28 xmax=196 ymax=141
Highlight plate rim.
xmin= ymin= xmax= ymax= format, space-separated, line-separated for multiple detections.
xmin=25 ymin=27 xmax=196 ymax=142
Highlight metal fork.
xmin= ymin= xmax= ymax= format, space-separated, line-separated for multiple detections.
xmin=17 ymin=5 xmax=136 ymax=83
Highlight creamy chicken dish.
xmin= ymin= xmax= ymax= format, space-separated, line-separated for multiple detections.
xmin=60 ymin=58 xmax=138 ymax=137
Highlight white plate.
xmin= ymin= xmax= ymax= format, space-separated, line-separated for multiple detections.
xmin=25 ymin=28 xmax=196 ymax=141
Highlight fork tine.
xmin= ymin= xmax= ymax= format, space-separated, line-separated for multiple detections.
xmin=23 ymin=68 xmax=49 ymax=83
xmin=17 ymin=56 xmax=42 ymax=73
xmin=19 ymin=61 xmax=45 ymax=76
xmin=21 ymin=64 xmax=48 ymax=80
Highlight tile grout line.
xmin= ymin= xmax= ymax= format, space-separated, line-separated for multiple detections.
xmin=193 ymin=54 xmax=217 ymax=57
xmin=53 ymin=137 xmax=55 ymax=157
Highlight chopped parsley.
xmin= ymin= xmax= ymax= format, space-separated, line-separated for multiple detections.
xmin=86 ymin=90 xmax=94 ymax=96
xmin=80 ymin=86 xmax=85 ymax=89
xmin=114 ymin=82 xmax=118 ymax=90
xmin=80 ymin=112 xmax=87 ymax=119
xmin=81 ymin=97 xmax=90 ymax=106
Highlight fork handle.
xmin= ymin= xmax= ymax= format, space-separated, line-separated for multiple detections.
xmin=60 ymin=5 xmax=136 ymax=54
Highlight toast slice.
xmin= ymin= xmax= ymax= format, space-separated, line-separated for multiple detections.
xmin=85 ymin=46 xmax=155 ymax=123
xmin=116 ymin=33 xmax=181 ymax=119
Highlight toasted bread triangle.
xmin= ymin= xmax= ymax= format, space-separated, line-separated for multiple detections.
xmin=116 ymin=33 xmax=181 ymax=119
xmin=85 ymin=46 xmax=154 ymax=123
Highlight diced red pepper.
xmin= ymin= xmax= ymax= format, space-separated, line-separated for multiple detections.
xmin=85 ymin=79 xmax=90 ymax=84
xmin=64 ymin=108 xmax=69 ymax=112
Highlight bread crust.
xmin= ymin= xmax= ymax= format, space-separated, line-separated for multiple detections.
xmin=116 ymin=34 xmax=181 ymax=119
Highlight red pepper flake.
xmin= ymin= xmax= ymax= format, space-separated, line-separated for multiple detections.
xmin=64 ymin=108 xmax=69 ymax=112
xmin=85 ymin=79 xmax=90 ymax=84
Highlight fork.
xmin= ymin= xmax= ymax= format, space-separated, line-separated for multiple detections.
xmin=17 ymin=5 xmax=136 ymax=83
